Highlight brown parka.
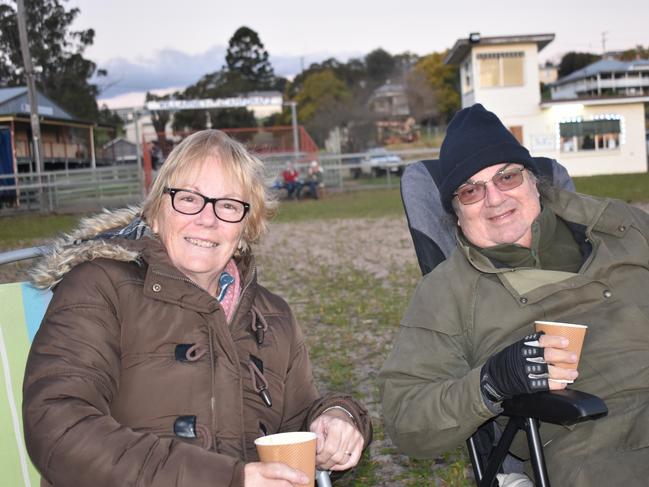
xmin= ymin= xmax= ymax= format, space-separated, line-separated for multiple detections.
xmin=23 ymin=209 xmax=371 ymax=487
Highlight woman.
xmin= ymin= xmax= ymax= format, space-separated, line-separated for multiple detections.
xmin=24 ymin=130 xmax=371 ymax=487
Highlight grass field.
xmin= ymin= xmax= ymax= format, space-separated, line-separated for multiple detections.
xmin=2 ymin=171 xmax=649 ymax=246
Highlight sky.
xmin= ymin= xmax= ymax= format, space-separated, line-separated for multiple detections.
xmin=67 ymin=0 xmax=649 ymax=108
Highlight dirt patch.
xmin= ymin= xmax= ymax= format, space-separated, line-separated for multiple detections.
xmin=256 ymin=216 xmax=416 ymax=278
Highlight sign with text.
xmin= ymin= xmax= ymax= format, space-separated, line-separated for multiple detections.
xmin=145 ymin=95 xmax=283 ymax=111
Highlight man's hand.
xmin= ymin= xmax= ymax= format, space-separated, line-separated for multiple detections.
xmin=244 ymin=462 xmax=309 ymax=486
xmin=540 ymin=334 xmax=579 ymax=389
xmin=309 ymin=410 xmax=364 ymax=471
xmin=480 ymin=332 xmax=580 ymax=403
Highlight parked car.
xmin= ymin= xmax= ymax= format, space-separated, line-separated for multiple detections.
xmin=351 ymin=148 xmax=404 ymax=178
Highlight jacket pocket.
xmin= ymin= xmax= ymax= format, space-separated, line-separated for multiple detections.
xmin=617 ymin=402 xmax=649 ymax=452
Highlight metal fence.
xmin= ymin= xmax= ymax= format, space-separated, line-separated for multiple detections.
xmin=0 ymin=147 xmax=440 ymax=214
xmin=0 ymin=164 xmax=143 ymax=214
xmin=261 ymin=147 xmax=440 ymax=193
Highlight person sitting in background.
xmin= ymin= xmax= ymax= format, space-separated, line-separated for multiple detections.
xmin=24 ymin=129 xmax=372 ymax=487
xmin=281 ymin=162 xmax=301 ymax=199
xmin=380 ymin=103 xmax=649 ymax=486
xmin=299 ymin=160 xmax=324 ymax=200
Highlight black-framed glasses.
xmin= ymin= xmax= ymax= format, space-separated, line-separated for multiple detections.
xmin=454 ymin=167 xmax=526 ymax=206
xmin=163 ymin=187 xmax=250 ymax=223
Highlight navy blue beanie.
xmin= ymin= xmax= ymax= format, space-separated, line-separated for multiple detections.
xmin=437 ymin=104 xmax=537 ymax=213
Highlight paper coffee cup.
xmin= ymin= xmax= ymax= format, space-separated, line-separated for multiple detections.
xmin=534 ymin=321 xmax=588 ymax=373
xmin=254 ymin=431 xmax=316 ymax=487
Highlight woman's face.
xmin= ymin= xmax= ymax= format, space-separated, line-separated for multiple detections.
xmin=152 ymin=156 xmax=246 ymax=295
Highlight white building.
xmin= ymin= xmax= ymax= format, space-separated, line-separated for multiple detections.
xmin=551 ymin=59 xmax=649 ymax=99
xmin=445 ymin=33 xmax=648 ymax=176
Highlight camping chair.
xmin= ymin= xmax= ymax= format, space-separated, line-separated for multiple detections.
xmin=0 ymin=248 xmax=334 ymax=487
xmin=400 ymin=158 xmax=608 ymax=487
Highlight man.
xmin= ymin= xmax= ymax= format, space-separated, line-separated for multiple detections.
xmin=380 ymin=104 xmax=649 ymax=485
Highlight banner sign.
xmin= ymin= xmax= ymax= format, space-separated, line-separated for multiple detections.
xmin=145 ymin=95 xmax=283 ymax=111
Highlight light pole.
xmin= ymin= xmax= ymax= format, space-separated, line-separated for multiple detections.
xmin=131 ymin=109 xmax=145 ymax=198
xmin=285 ymin=101 xmax=299 ymax=161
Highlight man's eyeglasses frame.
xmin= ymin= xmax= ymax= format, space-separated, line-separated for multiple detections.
xmin=453 ymin=167 xmax=527 ymax=206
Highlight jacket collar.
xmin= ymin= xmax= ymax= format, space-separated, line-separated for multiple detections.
xmin=456 ymin=188 xmax=631 ymax=274
xmin=139 ymin=237 xmax=257 ymax=314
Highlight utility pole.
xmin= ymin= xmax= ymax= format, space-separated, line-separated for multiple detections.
xmin=601 ymin=31 xmax=608 ymax=57
xmin=289 ymin=101 xmax=299 ymax=162
xmin=16 ymin=0 xmax=44 ymax=175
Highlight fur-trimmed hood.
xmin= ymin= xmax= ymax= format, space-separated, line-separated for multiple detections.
xmin=30 ymin=206 xmax=151 ymax=289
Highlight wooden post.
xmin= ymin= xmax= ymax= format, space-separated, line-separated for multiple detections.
xmin=142 ymin=137 xmax=153 ymax=194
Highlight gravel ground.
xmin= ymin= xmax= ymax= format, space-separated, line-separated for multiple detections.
xmin=3 ymin=203 xmax=649 ymax=485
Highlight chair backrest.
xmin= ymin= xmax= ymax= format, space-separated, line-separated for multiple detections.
xmin=0 ymin=281 xmax=51 ymax=486
xmin=400 ymin=157 xmax=575 ymax=276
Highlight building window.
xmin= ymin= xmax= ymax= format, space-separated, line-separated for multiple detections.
xmin=559 ymin=117 xmax=622 ymax=152
xmin=477 ymin=51 xmax=524 ymax=87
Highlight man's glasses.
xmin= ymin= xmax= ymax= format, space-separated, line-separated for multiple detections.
xmin=454 ymin=167 xmax=526 ymax=206
xmin=163 ymin=187 xmax=250 ymax=223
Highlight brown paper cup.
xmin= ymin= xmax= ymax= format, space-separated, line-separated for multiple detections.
xmin=535 ymin=321 xmax=588 ymax=374
xmin=254 ymin=431 xmax=316 ymax=487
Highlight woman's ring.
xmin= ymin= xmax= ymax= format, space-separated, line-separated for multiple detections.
xmin=344 ymin=450 xmax=352 ymax=456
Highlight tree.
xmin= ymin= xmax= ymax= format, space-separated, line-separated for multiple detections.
xmin=414 ymin=51 xmax=460 ymax=123
xmin=173 ymin=26 xmax=277 ymax=131
xmin=405 ymin=69 xmax=438 ymax=125
xmin=558 ymin=52 xmax=601 ymax=78
xmin=294 ymin=69 xmax=352 ymax=145
xmin=619 ymin=45 xmax=649 ymax=61
xmin=225 ymin=26 xmax=275 ymax=90
xmin=365 ymin=48 xmax=396 ymax=87
xmin=0 ymin=0 xmax=104 ymax=120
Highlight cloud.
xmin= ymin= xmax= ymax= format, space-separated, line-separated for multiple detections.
xmin=95 ymin=45 xmax=363 ymax=106
xmin=95 ymin=46 xmax=228 ymax=99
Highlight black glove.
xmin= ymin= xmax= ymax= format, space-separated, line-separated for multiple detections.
xmin=480 ymin=332 xmax=549 ymax=403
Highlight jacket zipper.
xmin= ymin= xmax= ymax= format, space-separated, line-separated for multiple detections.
xmin=152 ymin=264 xmax=257 ymax=454
xmin=151 ymin=268 xmax=220 ymax=450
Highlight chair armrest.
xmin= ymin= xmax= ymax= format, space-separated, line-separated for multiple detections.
xmin=502 ymin=389 xmax=608 ymax=426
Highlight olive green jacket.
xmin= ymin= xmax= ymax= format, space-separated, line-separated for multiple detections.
xmin=380 ymin=188 xmax=649 ymax=485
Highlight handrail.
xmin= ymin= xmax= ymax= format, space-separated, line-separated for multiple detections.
xmin=0 ymin=246 xmax=49 ymax=265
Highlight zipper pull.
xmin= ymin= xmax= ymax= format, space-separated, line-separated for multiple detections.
xmin=255 ymin=326 xmax=264 ymax=345
xmin=259 ymin=387 xmax=272 ymax=407
xmin=248 ymin=355 xmax=272 ymax=408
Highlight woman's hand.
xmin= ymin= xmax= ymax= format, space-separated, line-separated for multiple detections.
xmin=309 ymin=410 xmax=364 ymax=471
xmin=540 ymin=334 xmax=579 ymax=390
xmin=244 ymin=462 xmax=309 ymax=486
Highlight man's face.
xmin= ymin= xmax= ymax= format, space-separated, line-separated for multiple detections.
xmin=455 ymin=163 xmax=541 ymax=248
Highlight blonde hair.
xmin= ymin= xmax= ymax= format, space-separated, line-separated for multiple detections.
xmin=141 ymin=130 xmax=276 ymax=248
